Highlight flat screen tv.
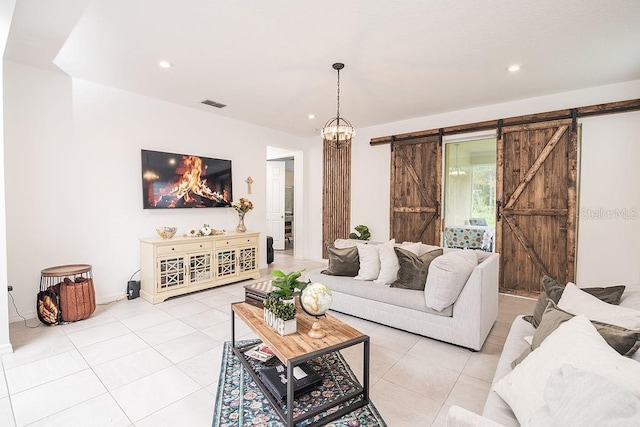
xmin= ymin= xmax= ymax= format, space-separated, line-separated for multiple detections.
xmin=141 ymin=149 xmax=232 ymax=209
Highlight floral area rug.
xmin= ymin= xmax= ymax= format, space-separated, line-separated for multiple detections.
xmin=212 ymin=340 xmax=386 ymax=427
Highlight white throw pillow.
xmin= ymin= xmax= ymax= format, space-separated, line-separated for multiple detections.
xmin=355 ymin=243 xmax=381 ymax=281
xmin=334 ymin=238 xmax=359 ymax=249
xmin=493 ymin=315 xmax=640 ymax=425
xmin=424 ymin=250 xmax=477 ymax=311
xmin=528 ymin=365 xmax=640 ymax=427
xmin=558 ymin=282 xmax=640 ymax=329
xmin=374 ymin=240 xmax=421 ymax=285
xmin=402 ymin=241 xmax=441 ymax=256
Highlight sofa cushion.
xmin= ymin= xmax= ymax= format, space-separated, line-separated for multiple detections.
xmin=525 ymin=275 xmax=626 ymax=328
xmin=354 ymin=243 xmax=381 ymax=281
xmin=512 ymin=301 xmax=640 ymax=367
xmin=527 ymin=365 xmax=640 ymax=426
xmin=558 ymin=282 xmax=640 ymax=329
xmin=493 ymin=315 xmax=640 ymax=425
xmin=374 ymin=240 xmax=421 ymax=285
xmin=424 ymin=250 xmax=477 ymax=311
xmin=312 ymin=268 xmax=452 ymax=316
xmin=391 ymin=247 xmax=443 ymax=290
xmin=322 ymin=245 xmax=359 ymax=277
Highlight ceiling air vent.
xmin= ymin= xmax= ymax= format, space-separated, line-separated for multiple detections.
xmin=201 ymin=99 xmax=227 ymax=108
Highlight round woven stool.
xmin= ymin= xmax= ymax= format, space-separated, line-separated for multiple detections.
xmin=40 ymin=264 xmax=93 ymax=290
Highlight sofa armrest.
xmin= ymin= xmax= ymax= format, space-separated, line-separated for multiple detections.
xmin=447 ymin=406 xmax=507 ymax=427
xmin=450 ymin=252 xmax=500 ymax=350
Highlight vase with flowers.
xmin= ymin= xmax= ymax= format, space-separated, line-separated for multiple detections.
xmin=231 ymin=198 xmax=254 ymax=232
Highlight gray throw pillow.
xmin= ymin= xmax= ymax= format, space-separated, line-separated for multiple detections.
xmin=322 ymin=245 xmax=359 ymax=277
xmin=391 ymin=248 xmax=443 ymax=290
xmin=513 ymin=301 xmax=640 ymax=367
xmin=524 ymin=275 xmax=626 ymax=328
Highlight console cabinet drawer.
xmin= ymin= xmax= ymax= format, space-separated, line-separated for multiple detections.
xmin=157 ymin=241 xmax=212 ymax=256
xmin=215 ymin=235 xmax=258 ymax=248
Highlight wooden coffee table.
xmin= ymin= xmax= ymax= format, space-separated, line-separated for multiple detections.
xmin=231 ymin=302 xmax=370 ymax=426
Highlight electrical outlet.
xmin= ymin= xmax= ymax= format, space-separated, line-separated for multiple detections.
xmin=7 ymin=285 xmax=13 ymax=292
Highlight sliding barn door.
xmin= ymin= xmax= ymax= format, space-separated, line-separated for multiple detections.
xmin=390 ymin=136 xmax=442 ymax=244
xmin=496 ymin=119 xmax=578 ymax=294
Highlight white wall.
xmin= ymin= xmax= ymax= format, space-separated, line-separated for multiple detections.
xmin=0 ymin=0 xmax=16 ymax=355
xmin=303 ymin=80 xmax=640 ymax=285
xmin=576 ymin=112 xmax=640 ymax=286
xmin=3 ymin=61 xmax=305 ymax=321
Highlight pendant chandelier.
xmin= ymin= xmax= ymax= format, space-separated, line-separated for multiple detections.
xmin=449 ymin=144 xmax=467 ymax=177
xmin=321 ymin=63 xmax=355 ymax=148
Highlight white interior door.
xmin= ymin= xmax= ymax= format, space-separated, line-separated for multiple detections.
xmin=266 ymin=161 xmax=286 ymax=250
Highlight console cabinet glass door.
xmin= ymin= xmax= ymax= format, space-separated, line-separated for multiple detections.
xmin=157 ymin=256 xmax=187 ymax=291
xmin=189 ymin=253 xmax=212 ymax=285
xmin=157 ymin=252 xmax=213 ymax=292
xmin=216 ymin=249 xmax=237 ymax=279
xmin=238 ymin=247 xmax=257 ymax=273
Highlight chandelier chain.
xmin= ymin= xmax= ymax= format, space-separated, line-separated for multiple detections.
xmin=336 ymin=68 xmax=341 ymax=121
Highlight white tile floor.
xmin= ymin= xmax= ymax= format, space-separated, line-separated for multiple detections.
xmin=1 ymin=252 xmax=535 ymax=426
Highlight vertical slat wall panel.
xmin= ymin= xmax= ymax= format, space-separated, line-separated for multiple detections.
xmin=322 ymin=143 xmax=351 ymax=258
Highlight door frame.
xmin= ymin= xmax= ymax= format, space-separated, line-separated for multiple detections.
xmin=266 ymin=147 xmax=304 ymax=258
xmin=441 ymin=130 xmax=498 ymax=244
xmin=266 ymin=160 xmax=286 ymax=250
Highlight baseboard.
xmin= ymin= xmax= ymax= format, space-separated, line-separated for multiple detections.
xmin=0 ymin=343 xmax=14 ymax=356
xmin=9 ymin=310 xmax=36 ymax=324
xmin=8 ymin=293 xmax=129 ymax=324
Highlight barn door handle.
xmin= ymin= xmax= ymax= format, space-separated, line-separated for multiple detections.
xmin=435 ymin=201 xmax=441 ymax=219
xmin=496 ymin=201 xmax=502 ymax=222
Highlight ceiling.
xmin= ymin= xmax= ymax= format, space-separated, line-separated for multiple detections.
xmin=5 ymin=0 xmax=640 ymax=137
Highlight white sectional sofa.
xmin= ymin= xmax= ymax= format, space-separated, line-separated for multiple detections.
xmin=448 ymin=282 xmax=640 ymax=426
xmin=305 ymin=246 xmax=499 ymax=351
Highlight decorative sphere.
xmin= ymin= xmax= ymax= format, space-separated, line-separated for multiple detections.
xmin=300 ymin=283 xmax=333 ymax=317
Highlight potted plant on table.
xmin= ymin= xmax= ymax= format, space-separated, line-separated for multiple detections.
xmin=263 ymin=269 xmax=305 ymax=336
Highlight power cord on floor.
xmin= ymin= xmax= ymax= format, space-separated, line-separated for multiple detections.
xmin=8 ymin=290 xmax=41 ymax=328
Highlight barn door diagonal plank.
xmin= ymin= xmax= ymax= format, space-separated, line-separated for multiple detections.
xmin=503 ymin=214 xmax=550 ymax=278
xmin=390 ymin=136 xmax=442 ymax=245
xmin=497 ymin=119 xmax=576 ymax=295
xmin=504 ymin=124 xmax=568 ymax=209
xmin=396 ymin=148 xmax=434 ymax=206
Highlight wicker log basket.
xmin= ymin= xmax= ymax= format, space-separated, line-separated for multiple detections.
xmin=59 ymin=277 xmax=96 ymax=322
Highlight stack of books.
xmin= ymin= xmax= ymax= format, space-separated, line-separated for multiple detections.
xmin=245 ymin=344 xmax=275 ymax=363
xmin=259 ymin=362 xmax=323 ymax=401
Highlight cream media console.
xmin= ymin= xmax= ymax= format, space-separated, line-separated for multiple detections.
xmin=140 ymin=231 xmax=260 ymax=304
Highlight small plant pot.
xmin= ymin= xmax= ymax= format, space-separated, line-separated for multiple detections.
xmin=263 ymin=308 xmax=297 ymax=336
xmin=275 ymin=317 xmax=297 ymax=336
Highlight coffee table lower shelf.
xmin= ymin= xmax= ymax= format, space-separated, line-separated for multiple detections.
xmin=231 ymin=303 xmax=370 ymax=426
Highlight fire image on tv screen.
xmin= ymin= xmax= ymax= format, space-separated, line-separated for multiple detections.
xmin=141 ymin=149 xmax=232 ymax=209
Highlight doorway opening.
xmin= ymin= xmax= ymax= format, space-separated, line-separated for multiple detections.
xmin=442 ymin=134 xmax=497 ymax=252
xmin=266 ymin=146 xmax=303 ymax=262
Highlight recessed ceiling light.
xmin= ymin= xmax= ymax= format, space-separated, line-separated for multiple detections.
xmin=308 ymin=114 xmax=316 ymax=119
xmin=159 ymin=60 xmax=172 ymax=69
xmin=508 ymin=64 xmax=521 ymax=72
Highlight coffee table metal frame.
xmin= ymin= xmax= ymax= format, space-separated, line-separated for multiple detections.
xmin=231 ymin=302 xmax=370 ymax=426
